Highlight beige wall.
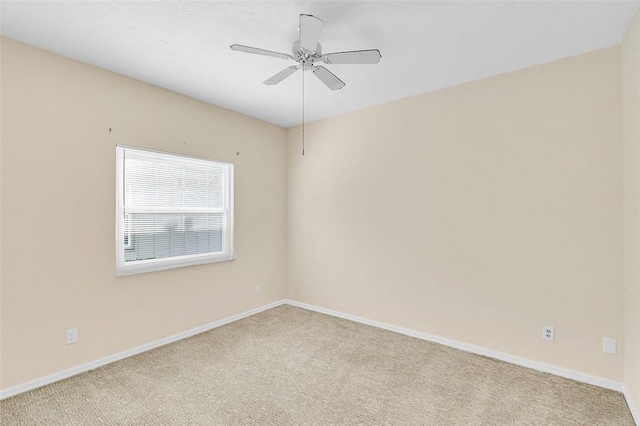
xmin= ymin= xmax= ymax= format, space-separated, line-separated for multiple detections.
xmin=0 ymin=37 xmax=287 ymax=389
xmin=286 ymin=47 xmax=624 ymax=381
xmin=623 ymin=9 xmax=640 ymax=411
xmin=0 ymin=33 xmax=633 ymax=394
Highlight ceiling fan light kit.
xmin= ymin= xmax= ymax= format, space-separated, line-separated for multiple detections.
xmin=230 ymin=14 xmax=382 ymax=90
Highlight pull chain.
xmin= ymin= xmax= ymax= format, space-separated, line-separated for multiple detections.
xmin=302 ymin=62 xmax=305 ymax=156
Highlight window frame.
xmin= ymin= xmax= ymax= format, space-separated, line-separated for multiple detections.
xmin=115 ymin=145 xmax=234 ymax=277
xmin=123 ymin=213 xmax=132 ymax=249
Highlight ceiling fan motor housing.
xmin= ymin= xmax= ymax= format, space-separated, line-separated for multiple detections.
xmin=292 ymin=40 xmax=322 ymax=69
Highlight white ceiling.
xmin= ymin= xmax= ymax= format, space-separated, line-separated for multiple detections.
xmin=1 ymin=1 xmax=639 ymax=128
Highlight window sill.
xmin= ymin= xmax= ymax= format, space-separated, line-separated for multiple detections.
xmin=116 ymin=255 xmax=235 ymax=277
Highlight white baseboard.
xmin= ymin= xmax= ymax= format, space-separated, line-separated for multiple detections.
xmin=624 ymin=386 xmax=640 ymax=425
xmin=284 ymin=299 xmax=625 ymax=393
xmin=0 ymin=299 xmax=286 ymax=400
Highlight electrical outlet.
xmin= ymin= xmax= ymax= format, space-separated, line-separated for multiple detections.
xmin=66 ymin=328 xmax=78 ymax=345
xmin=542 ymin=326 xmax=554 ymax=341
xmin=254 ymin=285 xmax=260 ymax=294
xmin=603 ymin=337 xmax=617 ymax=354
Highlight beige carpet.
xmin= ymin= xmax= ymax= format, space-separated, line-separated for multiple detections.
xmin=0 ymin=305 xmax=635 ymax=425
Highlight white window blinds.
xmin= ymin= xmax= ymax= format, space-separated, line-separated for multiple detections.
xmin=116 ymin=146 xmax=234 ymax=276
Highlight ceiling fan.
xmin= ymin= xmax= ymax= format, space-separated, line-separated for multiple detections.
xmin=230 ymin=14 xmax=382 ymax=90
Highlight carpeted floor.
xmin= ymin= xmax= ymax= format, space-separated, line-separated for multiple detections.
xmin=0 ymin=305 xmax=635 ymax=425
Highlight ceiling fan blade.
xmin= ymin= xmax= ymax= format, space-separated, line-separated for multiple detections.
xmin=299 ymin=14 xmax=323 ymax=51
xmin=322 ymin=49 xmax=382 ymax=65
xmin=312 ymin=66 xmax=345 ymax=90
xmin=263 ymin=66 xmax=299 ymax=85
xmin=230 ymin=44 xmax=292 ymax=60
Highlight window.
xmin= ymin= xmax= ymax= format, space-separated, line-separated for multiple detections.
xmin=116 ymin=146 xmax=234 ymax=276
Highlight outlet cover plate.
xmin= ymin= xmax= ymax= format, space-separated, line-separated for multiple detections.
xmin=66 ymin=329 xmax=78 ymax=345
xmin=542 ymin=326 xmax=554 ymax=341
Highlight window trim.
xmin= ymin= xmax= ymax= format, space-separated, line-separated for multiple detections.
xmin=115 ymin=145 xmax=234 ymax=277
